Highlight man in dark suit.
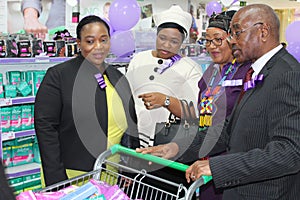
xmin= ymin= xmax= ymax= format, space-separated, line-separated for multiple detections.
xmin=184 ymin=4 xmax=300 ymax=199
xmin=137 ymin=4 xmax=300 ymax=200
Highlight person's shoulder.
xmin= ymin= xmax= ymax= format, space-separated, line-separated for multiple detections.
xmin=180 ymin=56 xmax=202 ymax=72
xmin=131 ymin=50 xmax=153 ymax=59
xmin=278 ymin=49 xmax=300 ymax=71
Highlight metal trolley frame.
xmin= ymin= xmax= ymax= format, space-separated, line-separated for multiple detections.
xmin=38 ymin=144 xmax=212 ymax=200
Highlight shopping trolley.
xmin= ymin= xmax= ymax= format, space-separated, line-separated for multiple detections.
xmin=38 ymin=144 xmax=212 ymax=200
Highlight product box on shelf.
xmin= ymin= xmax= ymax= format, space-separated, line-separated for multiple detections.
xmin=8 ymin=177 xmax=24 ymax=195
xmin=11 ymin=143 xmax=34 ymax=167
xmin=11 ymin=106 xmax=22 ymax=132
xmin=0 ymin=40 xmax=6 ymax=58
xmin=32 ymin=71 xmax=46 ymax=95
xmin=31 ymin=39 xmax=43 ymax=57
xmin=43 ymin=41 xmax=56 ymax=57
xmin=16 ymin=81 xmax=32 ymax=97
xmin=22 ymin=173 xmax=41 ymax=189
xmin=0 ymin=73 xmax=4 ymax=98
xmin=6 ymin=38 xmax=18 ymax=57
xmin=1 ymin=106 xmax=12 ymax=133
xmin=4 ymin=84 xmax=17 ymax=98
xmin=31 ymin=104 xmax=34 ymax=129
xmin=21 ymin=105 xmax=33 ymax=131
xmin=2 ymin=146 xmax=12 ymax=167
xmin=66 ymin=42 xmax=78 ymax=57
xmin=17 ymin=41 xmax=32 ymax=58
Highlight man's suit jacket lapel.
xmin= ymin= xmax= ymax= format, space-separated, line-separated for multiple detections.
xmin=227 ymin=48 xmax=285 ymax=137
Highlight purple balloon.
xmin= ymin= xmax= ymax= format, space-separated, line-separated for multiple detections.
xmin=287 ymin=41 xmax=300 ymax=62
xmin=109 ymin=0 xmax=141 ymax=31
xmin=285 ymin=21 xmax=300 ymax=43
xmin=110 ymin=30 xmax=135 ymax=57
xmin=206 ymin=1 xmax=223 ymax=17
xmin=103 ymin=18 xmax=114 ymax=36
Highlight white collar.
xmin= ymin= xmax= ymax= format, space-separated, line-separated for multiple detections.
xmin=251 ymin=44 xmax=283 ymax=77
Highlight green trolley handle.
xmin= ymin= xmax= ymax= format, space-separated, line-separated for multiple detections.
xmin=110 ymin=144 xmax=212 ymax=184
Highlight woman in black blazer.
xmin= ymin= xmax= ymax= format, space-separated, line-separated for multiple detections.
xmin=34 ymin=15 xmax=139 ymax=186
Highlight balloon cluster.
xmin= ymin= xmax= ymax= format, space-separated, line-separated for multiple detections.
xmin=285 ymin=21 xmax=300 ymax=62
xmin=106 ymin=0 xmax=140 ymax=57
xmin=206 ymin=0 xmax=240 ymax=17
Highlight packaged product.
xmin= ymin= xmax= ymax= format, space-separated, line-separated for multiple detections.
xmin=11 ymin=106 xmax=22 ymax=132
xmin=1 ymin=107 xmax=12 ymax=133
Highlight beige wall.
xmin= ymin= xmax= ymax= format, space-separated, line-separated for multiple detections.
xmin=275 ymin=9 xmax=295 ymax=44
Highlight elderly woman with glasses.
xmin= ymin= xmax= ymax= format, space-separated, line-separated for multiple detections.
xmin=136 ymin=10 xmax=252 ymax=200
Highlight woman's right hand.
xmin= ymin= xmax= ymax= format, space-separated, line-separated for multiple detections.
xmin=136 ymin=142 xmax=179 ymax=160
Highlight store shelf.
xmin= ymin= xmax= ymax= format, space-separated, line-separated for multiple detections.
xmin=5 ymin=163 xmax=40 ymax=179
xmin=0 ymin=57 xmax=71 ymax=64
xmin=105 ymin=57 xmax=131 ymax=64
xmin=0 ymin=96 xmax=35 ymax=107
xmin=2 ymin=129 xmax=35 ymax=141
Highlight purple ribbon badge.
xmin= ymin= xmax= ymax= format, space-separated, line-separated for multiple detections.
xmin=244 ymin=74 xmax=264 ymax=91
xmin=157 ymin=54 xmax=181 ymax=74
xmin=94 ymin=73 xmax=107 ymax=89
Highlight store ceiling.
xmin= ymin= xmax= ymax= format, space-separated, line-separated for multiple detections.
xmin=200 ymin=0 xmax=300 ymax=9
xmin=245 ymin=0 xmax=300 ymax=9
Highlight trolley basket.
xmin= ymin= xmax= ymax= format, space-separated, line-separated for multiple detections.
xmin=38 ymin=144 xmax=212 ymax=200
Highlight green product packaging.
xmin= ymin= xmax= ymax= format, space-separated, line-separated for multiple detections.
xmin=22 ymin=173 xmax=41 ymax=188
xmin=16 ymin=81 xmax=32 ymax=97
xmin=21 ymin=71 xmax=34 ymax=91
xmin=4 ymin=84 xmax=17 ymax=98
xmin=21 ymin=105 xmax=33 ymax=131
xmin=0 ymin=73 xmax=4 ymax=98
xmin=31 ymin=104 xmax=34 ymax=129
xmin=33 ymin=71 xmax=46 ymax=95
xmin=2 ymin=146 xmax=12 ymax=167
xmin=23 ymin=184 xmax=42 ymax=192
xmin=12 ymin=143 xmax=34 ymax=166
xmin=33 ymin=142 xmax=41 ymax=163
xmin=3 ymin=140 xmax=15 ymax=147
xmin=15 ymin=135 xmax=35 ymax=146
xmin=10 ymin=106 xmax=22 ymax=132
xmin=8 ymin=177 xmax=24 ymax=193
xmin=14 ymin=189 xmax=24 ymax=196
xmin=6 ymin=71 xmax=21 ymax=85
xmin=1 ymin=107 xmax=12 ymax=133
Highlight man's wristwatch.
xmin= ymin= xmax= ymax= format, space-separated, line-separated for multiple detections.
xmin=164 ymin=96 xmax=170 ymax=107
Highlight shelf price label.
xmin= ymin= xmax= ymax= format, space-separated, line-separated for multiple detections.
xmin=2 ymin=132 xmax=15 ymax=141
xmin=0 ymin=98 xmax=12 ymax=106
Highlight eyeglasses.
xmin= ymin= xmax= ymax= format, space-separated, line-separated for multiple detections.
xmin=205 ymin=37 xmax=226 ymax=47
xmin=229 ymin=22 xmax=263 ymax=40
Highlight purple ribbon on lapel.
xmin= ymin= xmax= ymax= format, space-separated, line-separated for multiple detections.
xmin=157 ymin=54 xmax=182 ymax=74
xmin=244 ymin=74 xmax=264 ymax=91
xmin=94 ymin=73 xmax=107 ymax=89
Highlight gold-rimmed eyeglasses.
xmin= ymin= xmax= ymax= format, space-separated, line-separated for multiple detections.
xmin=229 ymin=22 xmax=263 ymax=40
xmin=205 ymin=37 xmax=227 ymax=47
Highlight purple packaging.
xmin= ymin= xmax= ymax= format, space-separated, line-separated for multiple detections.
xmin=6 ymin=38 xmax=18 ymax=57
xmin=17 ymin=40 xmax=32 ymax=57
xmin=32 ymin=39 xmax=43 ymax=57
xmin=0 ymin=40 xmax=6 ymax=57
xmin=43 ymin=41 xmax=56 ymax=57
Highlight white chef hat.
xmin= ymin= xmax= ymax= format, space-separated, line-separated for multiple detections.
xmin=153 ymin=5 xmax=192 ymax=38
